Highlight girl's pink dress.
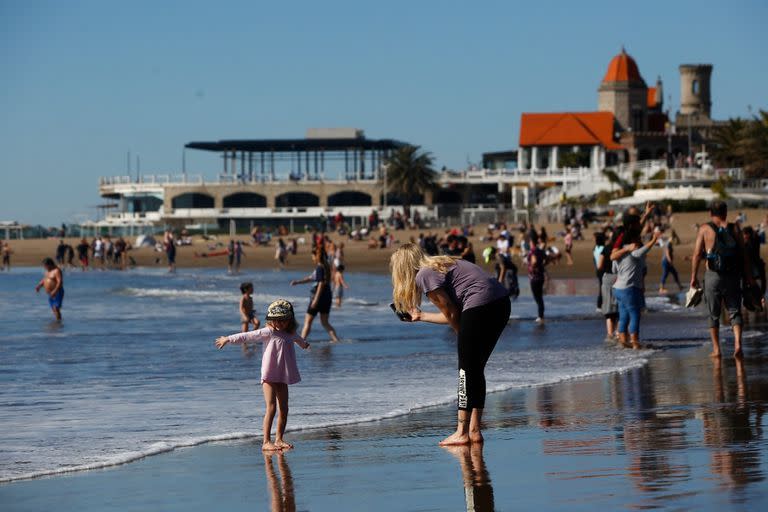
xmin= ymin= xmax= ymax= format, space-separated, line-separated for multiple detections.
xmin=226 ymin=327 xmax=303 ymax=384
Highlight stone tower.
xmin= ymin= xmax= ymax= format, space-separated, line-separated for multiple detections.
xmin=598 ymin=48 xmax=648 ymax=132
xmin=679 ymin=64 xmax=712 ymax=117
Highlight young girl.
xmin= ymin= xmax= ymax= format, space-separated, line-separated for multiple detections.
xmin=215 ymin=299 xmax=310 ymax=451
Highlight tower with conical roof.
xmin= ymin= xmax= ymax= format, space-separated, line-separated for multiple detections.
xmin=597 ymin=48 xmax=648 ymax=132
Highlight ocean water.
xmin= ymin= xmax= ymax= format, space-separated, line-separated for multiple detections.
xmin=0 ymin=266 xmax=702 ymax=483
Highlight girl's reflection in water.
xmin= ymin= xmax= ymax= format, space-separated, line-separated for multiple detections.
xmin=443 ymin=444 xmax=495 ymax=512
xmin=264 ymin=452 xmax=296 ymax=512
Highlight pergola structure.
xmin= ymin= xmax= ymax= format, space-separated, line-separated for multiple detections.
xmin=0 ymin=221 xmax=24 ymax=240
xmin=185 ymin=135 xmax=407 ymax=182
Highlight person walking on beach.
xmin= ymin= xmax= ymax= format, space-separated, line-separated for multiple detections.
xmin=690 ymin=201 xmax=754 ymax=358
xmin=35 ymin=257 xmax=64 ymax=321
xmin=528 ymin=232 xmax=548 ymax=324
xmin=215 ymin=299 xmax=310 ymax=451
xmin=290 ymin=249 xmax=340 ymax=342
xmin=593 ymin=232 xmax=607 ymax=310
xmin=658 ymin=232 xmax=683 ymax=294
xmin=76 ymin=238 xmax=90 ymax=270
xmin=1 ymin=241 xmax=12 ymax=271
xmin=563 ymin=228 xmax=574 ymax=266
xmin=164 ymin=231 xmax=176 ymax=273
xmin=227 ymin=239 xmax=235 ymax=274
xmin=742 ymin=226 xmax=767 ymax=310
xmin=93 ymin=236 xmax=105 ymax=270
xmin=390 ymin=243 xmax=510 ymax=446
xmin=275 ymin=238 xmax=288 ymax=269
xmin=611 ymin=225 xmax=660 ymax=349
xmin=234 ymin=240 xmax=244 ymax=273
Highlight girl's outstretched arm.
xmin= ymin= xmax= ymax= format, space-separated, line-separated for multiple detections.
xmin=215 ymin=327 xmax=271 ymax=349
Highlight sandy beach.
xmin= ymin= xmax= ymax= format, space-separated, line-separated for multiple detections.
xmin=3 ymin=314 xmax=767 ymax=511
xmin=5 ymin=209 xmax=765 ymax=283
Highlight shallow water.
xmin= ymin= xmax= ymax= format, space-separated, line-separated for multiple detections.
xmin=0 ymin=266 xmax=700 ymax=482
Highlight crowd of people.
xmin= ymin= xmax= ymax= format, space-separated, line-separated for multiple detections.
xmin=49 ymin=236 xmax=135 ymax=271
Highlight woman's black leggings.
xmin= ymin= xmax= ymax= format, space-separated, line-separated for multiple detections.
xmin=457 ymin=296 xmax=511 ymax=410
xmin=530 ymin=278 xmax=545 ymax=318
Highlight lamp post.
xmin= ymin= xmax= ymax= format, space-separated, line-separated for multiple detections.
xmin=382 ymin=162 xmax=389 ymax=210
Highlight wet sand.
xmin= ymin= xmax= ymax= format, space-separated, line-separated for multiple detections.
xmin=3 ymin=314 xmax=767 ymax=511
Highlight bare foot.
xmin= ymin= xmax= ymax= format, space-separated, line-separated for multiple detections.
xmin=262 ymin=441 xmax=279 ymax=452
xmin=631 ymin=343 xmax=642 ymax=350
xmin=274 ymin=440 xmax=294 ymax=450
xmin=734 ymin=348 xmax=743 ymax=359
xmin=710 ymin=351 xmax=721 ymax=359
xmin=659 ymin=287 xmax=668 ymax=294
xmin=439 ymin=432 xmax=470 ymax=446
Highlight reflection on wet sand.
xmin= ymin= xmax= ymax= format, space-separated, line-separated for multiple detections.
xmin=443 ymin=444 xmax=494 ymax=512
xmin=264 ymin=452 xmax=296 ymax=512
xmin=527 ymin=337 xmax=767 ymax=505
xmin=703 ymin=357 xmax=765 ymax=495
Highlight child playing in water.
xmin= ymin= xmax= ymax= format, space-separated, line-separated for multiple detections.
xmin=215 ymin=299 xmax=310 ymax=451
xmin=333 ymin=264 xmax=350 ymax=308
xmin=35 ymin=257 xmax=64 ymax=321
xmin=239 ymin=282 xmax=261 ymax=332
xmin=239 ymin=282 xmax=261 ymax=353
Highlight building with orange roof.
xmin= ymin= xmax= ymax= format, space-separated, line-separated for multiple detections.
xmin=516 ymin=47 xmax=718 ymax=171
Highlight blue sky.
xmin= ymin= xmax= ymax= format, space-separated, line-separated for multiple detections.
xmin=1 ymin=0 xmax=766 ymax=225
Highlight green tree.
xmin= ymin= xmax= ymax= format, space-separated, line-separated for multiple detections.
xmin=602 ymin=169 xmax=643 ymax=197
xmin=743 ymin=110 xmax=768 ymax=178
xmin=711 ymin=118 xmax=747 ymax=168
xmin=711 ymin=111 xmax=768 ymax=178
xmin=385 ymin=145 xmax=438 ymax=218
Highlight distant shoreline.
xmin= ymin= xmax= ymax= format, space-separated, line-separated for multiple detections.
xmin=3 ymin=209 xmax=765 ymax=284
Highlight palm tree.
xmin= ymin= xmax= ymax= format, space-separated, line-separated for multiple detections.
xmin=601 ymin=169 xmax=642 ymax=197
xmin=742 ymin=110 xmax=768 ymax=178
xmin=711 ymin=112 xmax=768 ymax=178
xmin=711 ymin=118 xmax=747 ymax=168
xmin=384 ymin=145 xmax=438 ymax=219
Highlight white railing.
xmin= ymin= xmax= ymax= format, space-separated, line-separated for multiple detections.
xmin=161 ymin=205 xmax=439 ymax=220
xmin=99 ymin=174 xmax=204 ymax=186
xmin=440 ymin=166 xmax=600 ymax=184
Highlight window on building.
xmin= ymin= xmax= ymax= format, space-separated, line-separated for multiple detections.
xmin=692 ymin=80 xmax=699 ymax=95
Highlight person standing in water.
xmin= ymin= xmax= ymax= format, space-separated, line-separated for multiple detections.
xmin=333 ymin=264 xmax=350 ymax=308
xmin=215 ymin=299 xmax=310 ymax=451
xmin=390 ymin=243 xmax=510 ymax=446
xmin=35 ymin=257 xmax=64 ymax=321
xmin=527 ymin=232 xmax=548 ymax=324
xmin=291 ymin=249 xmax=340 ymax=342
xmin=1 ymin=241 xmax=12 ymax=271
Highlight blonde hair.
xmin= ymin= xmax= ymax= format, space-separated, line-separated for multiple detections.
xmin=390 ymin=243 xmax=458 ymax=312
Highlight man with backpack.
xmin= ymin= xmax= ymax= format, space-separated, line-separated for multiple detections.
xmin=690 ymin=201 xmax=754 ymax=358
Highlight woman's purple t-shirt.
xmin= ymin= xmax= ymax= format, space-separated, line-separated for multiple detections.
xmin=415 ymin=259 xmax=508 ymax=311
